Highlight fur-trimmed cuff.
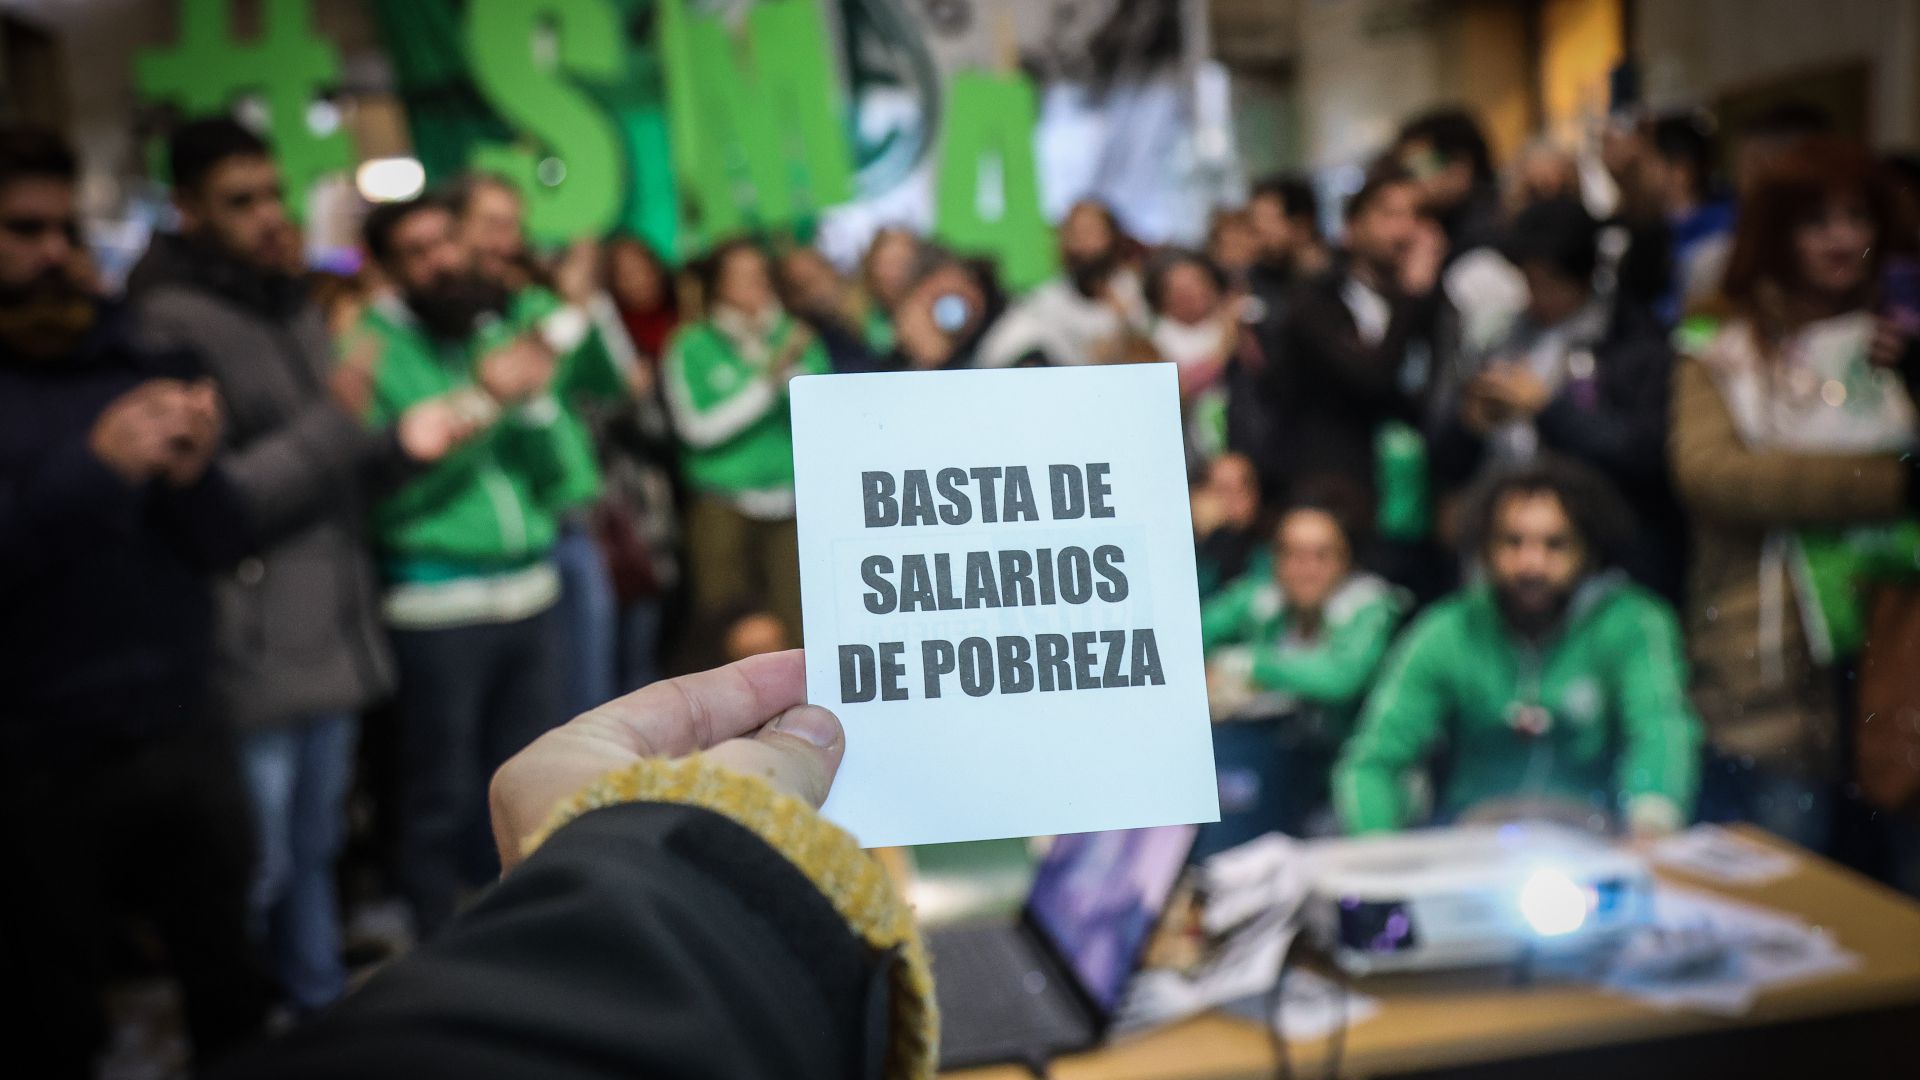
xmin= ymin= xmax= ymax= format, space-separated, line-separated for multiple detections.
xmin=528 ymin=756 xmax=937 ymax=1079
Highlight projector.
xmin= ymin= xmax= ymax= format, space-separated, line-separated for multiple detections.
xmin=1301 ymin=823 xmax=1653 ymax=975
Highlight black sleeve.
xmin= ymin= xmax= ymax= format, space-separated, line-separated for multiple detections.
xmin=151 ymin=464 xmax=266 ymax=571
xmin=1535 ymin=337 xmax=1674 ymax=486
xmin=1285 ymin=282 xmax=1436 ymax=409
xmin=216 ymin=398 xmax=400 ymax=546
xmin=1896 ymin=333 xmax=1920 ymax=510
xmin=210 ymin=801 xmax=899 ymax=1080
xmin=804 ymin=313 xmax=883 ymax=374
xmin=1897 ymin=329 xmax=1920 ymax=406
xmin=0 ymin=432 xmax=146 ymax=590
xmin=1427 ymin=408 xmax=1488 ymax=498
xmin=355 ymin=423 xmax=426 ymax=501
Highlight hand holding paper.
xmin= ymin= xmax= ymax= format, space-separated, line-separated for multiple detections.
xmin=488 ymin=650 xmax=844 ymax=871
xmin=792 ymin=365 xmax=1220 ymax=847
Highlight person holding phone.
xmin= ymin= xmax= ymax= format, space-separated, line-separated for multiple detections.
xmin=884 ymin=245 xmax=1004 ymax=372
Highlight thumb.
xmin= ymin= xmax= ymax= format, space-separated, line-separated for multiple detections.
xmin=698 ymin=704 xmax=845 ymax=809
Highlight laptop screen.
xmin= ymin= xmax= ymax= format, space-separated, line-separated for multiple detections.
xmin=1024 ymin=825 xmax=1197 ymax=1014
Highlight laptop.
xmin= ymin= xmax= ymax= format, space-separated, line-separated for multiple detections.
xmin=929 ymin=824 xmax=1199 ymax=1070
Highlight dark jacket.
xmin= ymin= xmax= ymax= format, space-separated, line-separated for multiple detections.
xmin=212 ymin=801 xmax=907 ymax=1080
xmin=0 ymin=303 xmax=248 ymax=762
xmin=1439 ymin=184 xmax=1507 ymax=262
xmin=1270 ymin=262 xmax=1447 ymax=515
xmin=127 ymin=234 xmax=399 ymax=729
xmin=1431 ymin=299 xmax=1688 ymax=603
xmin=1225 ymin=260 xmax=1294 ymax=497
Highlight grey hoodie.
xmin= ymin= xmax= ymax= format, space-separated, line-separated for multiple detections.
xmin=127 ymin=233 xmax=397 ymax=729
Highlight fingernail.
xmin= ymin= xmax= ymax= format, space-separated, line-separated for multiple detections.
xmin=772 ymin=704 xmax=842 ymax=749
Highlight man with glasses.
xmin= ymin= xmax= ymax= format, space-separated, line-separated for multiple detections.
xmin=0 ymin=125 xmax=264 ymax=1073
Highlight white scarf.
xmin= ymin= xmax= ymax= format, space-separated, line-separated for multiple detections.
xmin=1702 ymin=311 xmax=1917 ymax=675
xmin=709 ymin=303 xmax=786 ymax=368
xmin=1703 ymin=312 xmax=1916 ymax=454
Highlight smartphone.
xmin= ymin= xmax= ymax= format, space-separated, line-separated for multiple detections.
xmin=932 ymin=292 xmax=971 ymax=334
xmin=1884 ymin=255 xmax=1920 ymax=335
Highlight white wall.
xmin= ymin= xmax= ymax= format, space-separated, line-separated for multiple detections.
xmin=1295 ymin=0 xmax=1446 ymax=169
xmin=1635 ymin=0 xmax=1920 ymax=148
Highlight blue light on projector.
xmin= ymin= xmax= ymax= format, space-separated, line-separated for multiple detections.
xmin=1518 ymin=870 xmax=1589 ymax=937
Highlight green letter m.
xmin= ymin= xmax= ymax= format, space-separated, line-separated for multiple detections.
xmin=659 ymin=0 xmax=855 ymax=243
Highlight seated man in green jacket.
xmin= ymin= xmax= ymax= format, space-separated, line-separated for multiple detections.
xmin=1333 ymin=459 xmax=1701 ymax=838
xmin=356 ymin=195 xmax=603 ymax=937
xmin=1200 ymin=505 xmax=1408 ymax=848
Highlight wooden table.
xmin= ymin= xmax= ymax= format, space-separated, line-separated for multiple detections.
xmin=943 ymin=827 xmax=1920 ymax=1080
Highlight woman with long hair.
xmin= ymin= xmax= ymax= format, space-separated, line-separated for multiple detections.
xmin=1671 ymin=138 xmax=1920 ymax=852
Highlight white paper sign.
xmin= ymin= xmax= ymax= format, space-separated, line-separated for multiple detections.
xmin=791 ymin=365 xmax=1220 ymax=847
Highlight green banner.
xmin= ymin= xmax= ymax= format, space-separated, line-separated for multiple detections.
xmin=658 ymin=0 xmax=855 ymax=247
xmin=466 ymin=0 xmax=625 ymax=242
xmin=933 ymin=71 xmax=1056 ymax=292
xmin=135 ymin=0 xmax=350 ymax=221
xmin=141 ymin=1 xmax=1063 ymax=278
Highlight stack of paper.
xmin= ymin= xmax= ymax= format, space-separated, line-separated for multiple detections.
xmin=1598 ymin=884 xmax=1858 ymax=1015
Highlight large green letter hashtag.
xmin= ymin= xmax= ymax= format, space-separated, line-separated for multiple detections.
xmin=136 ymin=0 xmax=350 ymax=221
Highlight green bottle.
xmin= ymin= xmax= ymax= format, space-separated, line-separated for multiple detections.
xmin=1375 ymin=420 xmax=1429 ymax=541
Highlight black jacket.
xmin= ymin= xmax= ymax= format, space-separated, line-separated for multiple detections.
xmin=1223 ymin=260 xmax=1296 ymax=496
xmin=1431 ymin=300 xmax=1688 ymax=603
xmin=214 ymin=801 xmax=903 ymax=1080
xmin=0 ymin=304 xmax=249 ymax=761
xmin=1269 ymin=263 xmax=1447 ymax=515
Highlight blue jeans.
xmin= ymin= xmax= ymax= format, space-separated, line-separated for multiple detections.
xmin=239 ymin=711 xmax=357 ymax=1012
xmin=555 ymin=519 xmax=618 ymax=719
xmin=1696 ymin=753 xmax=1834 ymax=854
xmin=390 ymin=606 xmax=564 ymax=937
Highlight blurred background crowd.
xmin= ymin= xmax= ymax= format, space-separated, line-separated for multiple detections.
xmin=5 ymin=0 xmax=1920 ymax=1075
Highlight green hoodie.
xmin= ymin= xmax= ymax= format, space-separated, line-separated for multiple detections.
xmin=509 ymin=285 xmax=630 ymax=510
xmin=663 ymin=312 xmax=830 ymax=500
xmin=358 ymin=293 xmax=605 ymax=583
xmin=1202 ymin=570 xmax=1408 ymax=738
xmin=1333 ymin=573 xmax=1701 ymax=834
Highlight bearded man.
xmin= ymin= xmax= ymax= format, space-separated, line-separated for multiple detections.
xmin=0 ymin=125 xmax=266 ymax=1074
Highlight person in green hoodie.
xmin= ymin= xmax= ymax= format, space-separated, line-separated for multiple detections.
xmin=1333 ymin=459 xmax=1702 ymax=837
xmin=1200 ymin=504 xmax=1408 ymax=850
xmin=664 ymin=239 xmax=830 ymax=649
xmin=356 ymin=195 xmax=600 ymax=937
xmin=449 ymin=173 xmax=640 ymax=718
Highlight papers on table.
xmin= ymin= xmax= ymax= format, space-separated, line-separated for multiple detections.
xmin=1115 ymin=825 xmax=1850 ymax=1050
xmin=1651 ymin=825 xmax=1799 ymax=887
xmin=1594 ymin=884 xmax=1857 ymax=1015
xmin=1116 ymin=912 xmax=1382 ymax=1043
xmin=1196 ymin=831 xmax=1310 ymax=934
xmin=1115 ymin=832 xmax=1380 ymax=1043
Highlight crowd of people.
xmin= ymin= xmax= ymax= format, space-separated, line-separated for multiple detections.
xmin=3 ymin=93 xmax=1920 ymax=1074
